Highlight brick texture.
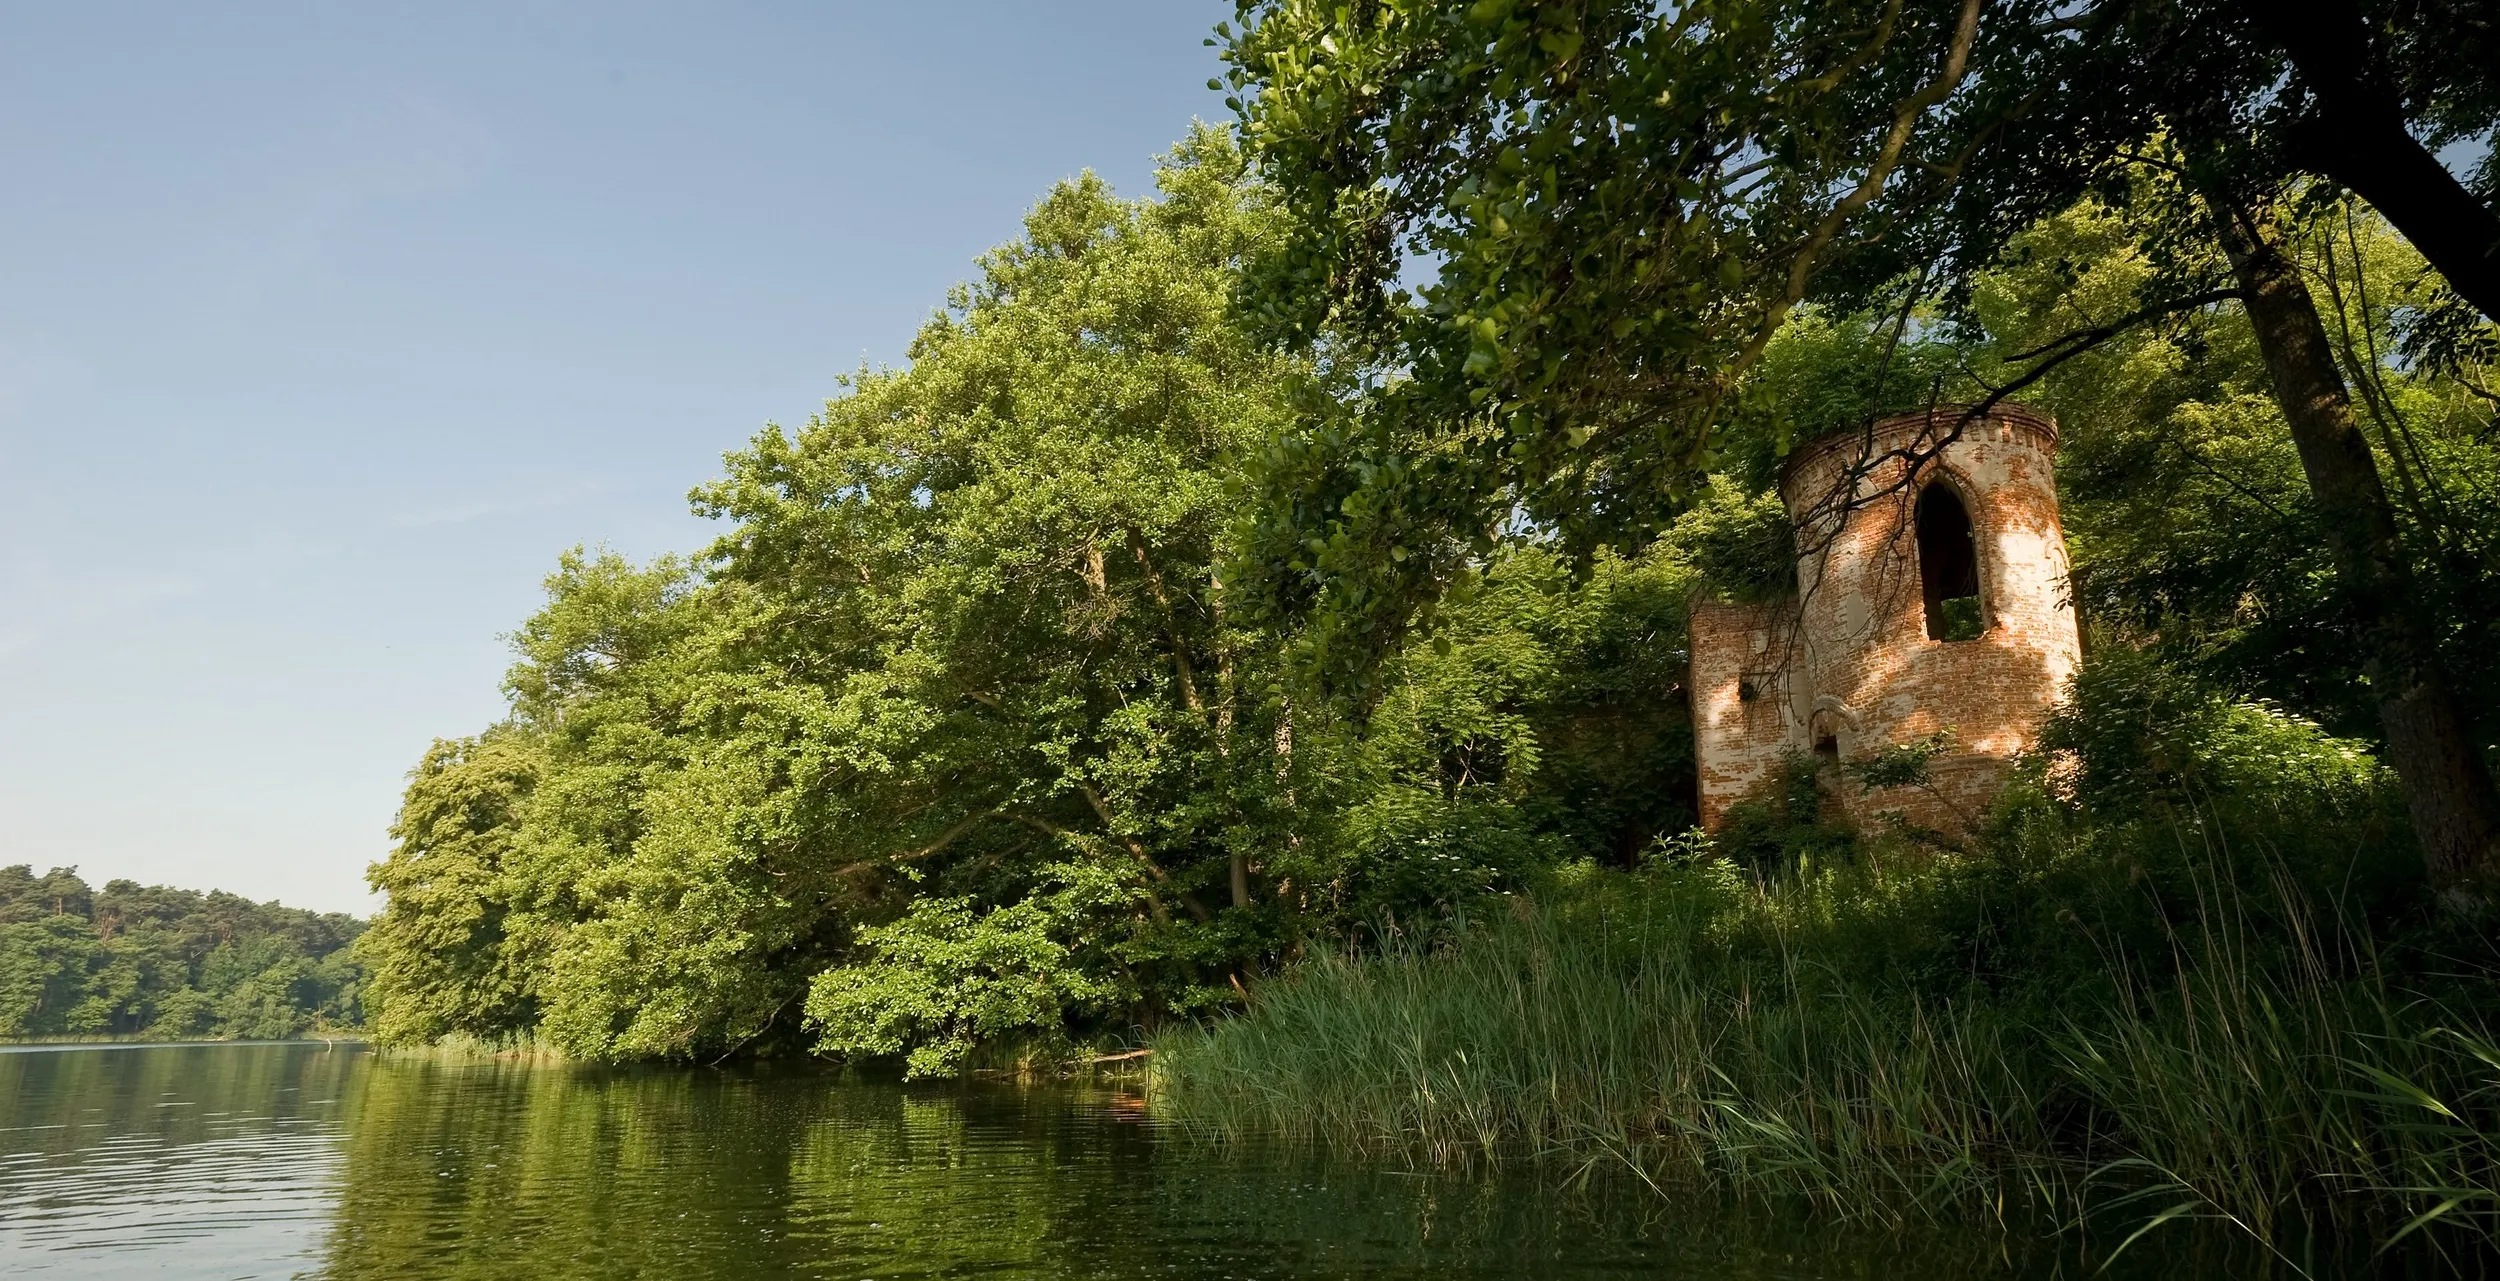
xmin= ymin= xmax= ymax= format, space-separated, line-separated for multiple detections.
xmin=1690 ymin=597 xmax=1807 ymax=831
xmin=1691 ymin=405 xmax=2082 ymax=836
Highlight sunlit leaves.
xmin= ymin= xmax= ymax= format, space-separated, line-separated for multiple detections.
xmin=366 ymin=131 xmax=1330 ymax=1065
xmin=1220 ymin=0 xmax=2043 ymax=683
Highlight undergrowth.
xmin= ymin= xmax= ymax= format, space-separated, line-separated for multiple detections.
xmin=1153 ymin=670 xmax=2500 ymax=1269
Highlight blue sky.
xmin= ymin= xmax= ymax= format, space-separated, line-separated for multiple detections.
xmin=0 ymin=2 xmax=1233 ymax=912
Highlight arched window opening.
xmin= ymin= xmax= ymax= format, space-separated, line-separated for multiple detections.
xmin=1916 ymin=483 xmax=1985 ymax=641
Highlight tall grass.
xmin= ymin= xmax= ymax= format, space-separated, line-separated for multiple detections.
xmin=1153 ymin=827 xmax=2500 ymax=1263
xmin=391 ymin=1029 xmax=571 ymax=1064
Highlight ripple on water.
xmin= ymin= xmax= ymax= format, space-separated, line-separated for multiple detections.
xmin=1 ymin=1042 xmax=2257 ymax=1280
xmin=0 ymin=1043 xmax=359 ymax=1279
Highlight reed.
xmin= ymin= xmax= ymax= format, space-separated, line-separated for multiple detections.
xmin=1153 ymin=828 xmax=2500 ymax=1262
xmin=388 ymin=1029 xmax=571 ymax=1064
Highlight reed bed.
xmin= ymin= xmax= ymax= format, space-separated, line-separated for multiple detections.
xmin=1153 ymin=834 xmax=2500 ymax=1264
xmin=388 ymin=1029 xmax=572 ymax=1064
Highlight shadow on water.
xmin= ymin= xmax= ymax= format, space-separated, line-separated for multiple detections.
xmin=0 ymin=1044 xmax=2318 ymax=1279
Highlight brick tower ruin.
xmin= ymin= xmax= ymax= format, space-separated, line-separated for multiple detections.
xmin=1690 ymin=404 xmax=2082 ymax=834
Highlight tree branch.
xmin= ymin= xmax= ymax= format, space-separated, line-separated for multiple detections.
xmin=1126 ymin=527 xmax=1207 ymax=716
xmin=1728 ymin=0 xmax=1986 ymax=390
xmin=1078 ymin=782 xmax=1212 ymax=922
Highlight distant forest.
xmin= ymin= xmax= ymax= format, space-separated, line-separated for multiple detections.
xmin=0 ymin=865 xmax=362 ymax=1040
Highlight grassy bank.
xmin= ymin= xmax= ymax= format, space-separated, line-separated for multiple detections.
xmin=1152 ymin=804 xmax=2500 ymax=1264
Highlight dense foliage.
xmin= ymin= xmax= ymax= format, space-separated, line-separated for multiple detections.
xmin=331 ymin=5 xmax=2500 ymax=1260
xmin=1973 ymin=194 xmax=2500 ymax=744
xmin=0 ymin=865 xmax=363 ymax=1040
xmin=1214 ymin=0 xmax=2500 ymax=885
xmin=358 ymin=105 xmax=2500 ymax=1093
xmin=358 ymin=132 xmax=1700 ymax=1070
xmin=1209 ymin=0 xmax=2497 ymax=649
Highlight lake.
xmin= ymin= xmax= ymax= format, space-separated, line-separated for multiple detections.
xmin=0 ymin=1041 xmax=2246 ymax=1279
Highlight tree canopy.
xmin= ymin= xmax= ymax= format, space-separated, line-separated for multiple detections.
xmin=359 ymin=15 xmax=2499 ymax=1072
xmin=1214 ymin=0 xmax=2500 ymax=883
xmin=359 ymin=131 xmax=1719 ymax=1069
xmin=0 ymin=865 xmax=363 ymax=1040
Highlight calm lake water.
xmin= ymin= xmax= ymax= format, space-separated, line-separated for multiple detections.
xmin=0 ymin=1041 xmax=2254 ymax=1279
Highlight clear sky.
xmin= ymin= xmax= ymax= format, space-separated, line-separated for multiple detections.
xmin=0 ymin=2 xmax=1233 ymax=913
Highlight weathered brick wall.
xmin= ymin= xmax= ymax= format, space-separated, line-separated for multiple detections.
xmin=1690 ymin=598 xmax=1806 ymax=830
xmin=1689 ymin=404 xmax=2082 ymax=838
xmin=1779 ymin=406 xmax=2081 ymax=833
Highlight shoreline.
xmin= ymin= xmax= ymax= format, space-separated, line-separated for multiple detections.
xmin=0 ymin=1035 xmax=368 ymax=1054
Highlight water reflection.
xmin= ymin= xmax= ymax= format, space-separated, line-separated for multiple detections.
xmin=0 ymin=1044 xmax=2237 ymax=1279
xmin=318 ymin=1054 xmax=2105 ymax=1280
xmin=0 ymin=1042 xmax=357 ymax=1277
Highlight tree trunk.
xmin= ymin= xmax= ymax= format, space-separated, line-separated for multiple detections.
xmin=2211 ymin=192 xmax=2500 ymax=891
xmin=1123 ymin=527 xmax=1249 ymax=908
xmin=2244 ymin=0 xmax=2500 ymax=323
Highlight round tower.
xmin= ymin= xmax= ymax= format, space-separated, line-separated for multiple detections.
xmin=1774 ymin=404 xmax=2081 ymax=831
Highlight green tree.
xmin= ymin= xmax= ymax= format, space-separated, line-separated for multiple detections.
xmin=0 ymin=865 xmax=361 ymax=1039
xmin=1965 ymin=197 xmax=2500 ymax=743
xmin=359 ymin=729 xmax=547 ymax=1044
xmin=1321 ymin=542 xmax=1698 ymax=921
xmin=361 ymin=125 xmax=1721 ymax=1071
xmin=1218 ymin=0 xmax=2015 ymax=647
xmin=367 ymin=129 xmax=1326 ymax=1068
xmin=1217 ymin=0 xmax=2500 ymax=887
xmin=0 ymin=915 xmax=98 ymax=1037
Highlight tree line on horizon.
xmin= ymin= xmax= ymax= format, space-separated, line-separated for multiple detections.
xmin=0 ymin=864 xmax=363 ymax=1040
